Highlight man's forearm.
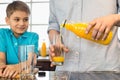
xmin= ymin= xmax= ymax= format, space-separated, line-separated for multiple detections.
xmin=114 ymin=14 xmax=120 ymax=26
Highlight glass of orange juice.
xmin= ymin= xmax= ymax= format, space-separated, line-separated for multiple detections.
xmin=51 ymin=34 xmax=65 ymax=66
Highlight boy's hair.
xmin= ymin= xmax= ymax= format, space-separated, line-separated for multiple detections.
xmin=6 ymin=1 xmax=30 ymax=17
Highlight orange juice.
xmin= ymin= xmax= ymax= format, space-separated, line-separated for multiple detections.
xmin=40 ymin=42 xmax=47 ymax=57
xmin=53 ymin=56 xmax=64 ymax=62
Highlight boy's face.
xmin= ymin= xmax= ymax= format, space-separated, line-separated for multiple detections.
xmin=6 ymin=11 xmax=29 ymax=37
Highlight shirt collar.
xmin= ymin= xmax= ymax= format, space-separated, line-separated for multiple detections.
xmin=10 ymin=29 xmax=28 ymax=38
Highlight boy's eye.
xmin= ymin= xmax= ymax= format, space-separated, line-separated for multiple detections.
xmin=23 ymin=18 xmax=29 ymax=22
xmin=14 ymin=18 xmax=20 ymax=21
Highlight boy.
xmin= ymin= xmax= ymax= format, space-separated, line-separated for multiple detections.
xmin=0 ymin=1 xmax=39 ymax=78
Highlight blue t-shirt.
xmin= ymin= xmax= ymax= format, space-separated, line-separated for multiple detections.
xmin=0 ymin=28 xmax=39 ymax=64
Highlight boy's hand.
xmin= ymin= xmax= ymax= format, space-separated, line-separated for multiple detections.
xmin=2 ymin=64 xmax=20 ymax=78
xmin=0 ymin=64 xmax=6 ymax=77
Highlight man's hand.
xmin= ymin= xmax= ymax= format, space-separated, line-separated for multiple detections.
xmin=49 ymin=41 xmax=69 ymax=67
xmin=48 ymin=30 xmax=69 ymax=67
xmin=86 ymin=14 xmax=118 ymax=40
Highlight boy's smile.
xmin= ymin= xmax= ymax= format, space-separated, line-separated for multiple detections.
xmin=6 ymin=11 xmax=29 ymax=38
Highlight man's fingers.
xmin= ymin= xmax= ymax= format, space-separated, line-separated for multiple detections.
xmin=102 ymin=27 xmax=110 ymax=40
xmin=62 ymin=46 xmax=69 ymax=53
xmin=86 ymin=21 xmax=96 ymax=34
xmin=86 ymin=25 xmax=92 ymax=34
xmin=92 ymin=22 xmax=101 ymax=39
xmin=102 ymin=33 xmax=108 ymax=40
xmin=95 ymin=32 xmax=102 ymax=40
xmin=49 ymin=45 xmax=54 ymax=52
xmin=95 ymin=24 xmax=106 ymax=40
xmin=92 ymin=29 xmax=98 ymax=40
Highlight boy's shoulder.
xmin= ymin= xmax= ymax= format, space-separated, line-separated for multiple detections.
xmin=0 ymin=28 xmax=10 ymax=33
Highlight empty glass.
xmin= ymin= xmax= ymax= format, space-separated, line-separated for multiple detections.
xmin=18 ymin=45 xmax=36 ymax=80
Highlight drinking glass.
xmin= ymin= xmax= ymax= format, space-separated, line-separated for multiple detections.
xmin=18 ymin=45 xmax=36 ymax=80
xmin=51 ymin=34 xmax=65 ymax=66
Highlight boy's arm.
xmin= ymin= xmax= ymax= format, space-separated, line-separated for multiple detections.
xmin=0 ymin=52 xmax=6 ymax=65
xmin=0 ymin=52 xmax=6 ymax=77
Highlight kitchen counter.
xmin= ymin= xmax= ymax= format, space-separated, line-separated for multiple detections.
xmin=37 ymin=71 xmax=120 ymax=80
xmin=1 ymin=71 xmax=120 ymax=80
xmin=68 ymin=71 xmax=120 ymax=80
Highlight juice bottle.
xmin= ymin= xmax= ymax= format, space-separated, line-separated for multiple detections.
xmin=62 ymin=22 xmax=113 ymax=45
xmin=40 ymin=40 xmax=47 ymax=57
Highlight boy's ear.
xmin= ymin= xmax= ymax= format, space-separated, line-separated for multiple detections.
xmin=5 ymin=17 xmax=10 ymax=25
